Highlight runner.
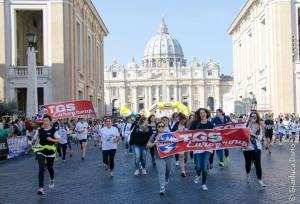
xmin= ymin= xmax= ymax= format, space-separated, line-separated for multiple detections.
xmin=147 ymin=121 xmax=175 ymax=195
xmin=148 ymin=114 xmax=157 ymax=166
xmin=243 ymin=111 xmax=266 ymax=188
xmin=129 ymin=116 xmax=152 ymax=176
xmin=288 ymin=118 xmax=297 ymax=143
xmin=210 ymin=108 xmax=231 ymax=169
xmin=33 ymin=115 xmax=61 ymax=196
xmin=264 ymin=114 xmax=274 ymax=154
xmin=57 ymin=121 xmax=69 ymax=161
xmin=171 ymin=112 xmax=188 ymax=177
xmin=99 ymin=117 xmax=121 ymax=177
xmin=189 ymin=108 xmax=214 ymax=191
xmin=278 ymin=118 xmax=286 ymax=145
xmin=75 ymin=118 xmax=89 ymax=160
xmin=123 ymin=117 xmax=133 ymax=153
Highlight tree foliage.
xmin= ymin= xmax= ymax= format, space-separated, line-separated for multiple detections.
xmin=0 ymin=101 xmax=18 ymax=115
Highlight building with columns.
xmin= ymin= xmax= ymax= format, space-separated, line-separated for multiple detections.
xmin=228 ymin=0 xmax=300 ymax=115
xmin=104 ymin=19 xmax=233 ymax=115
xmin=0 ymin=0 xmax=108 ymax=117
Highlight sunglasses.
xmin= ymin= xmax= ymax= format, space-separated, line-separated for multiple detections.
xmin=158 ymin=126 xmax=165 ymax=128
xmin=250 ymin=115 xmax=257 ymax=119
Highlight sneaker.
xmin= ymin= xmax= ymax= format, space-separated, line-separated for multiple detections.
xmin=110 ymin=171 xmax=114 ymax=177
xmin=258 ymin=180 xmax=266 ymax=188
xmin=202 ymin=184 xmax=208 ymax=191
xmin=49 ymin=180 xmax=55 ymax=188
xmin=104 ymin=164 xmax=109 ymax=170
xmin=224 ymin=156 xmax=230 ymax=162
xmin=37 ymin=188 xmax=45 ymax=196
xmin=142 ymin=168 xmax=147 ymax=175
xmin=246 ymin=174 xmax=250 ymax=184
xmin=165 ymin=179 xmax=169 ymax=185
xmin=70 ymin=154 xmax=73 ymax=158
xmin=219 ymin=162 xmax=225 ymax=168
xmin=194 ymin=176 xmax=200 ymax=184
xmin=134 ymin=169 xmax=140 ymax=176
xmin=176 ymin=161 xmax=179 ymax=166
xmin=81 ymin=157 xmax=85 ymax=160
xmin=181 ymin=172 xmax=187 ymax=177
xmin=159 ymin=186 xmax=166 ymax=195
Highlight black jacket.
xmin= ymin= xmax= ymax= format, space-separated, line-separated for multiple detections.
xmin=129 ymin=125 xmax=152 ymax=147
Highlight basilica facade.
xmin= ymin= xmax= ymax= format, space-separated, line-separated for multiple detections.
xmin=104 ymin=19 xmax=232 ymax=115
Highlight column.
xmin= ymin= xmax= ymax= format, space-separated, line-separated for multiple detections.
xmin=174 ymin=85 xmax=178 ymax=101
xmin=132 ymin=87 xmax=137 ymax=113
xmin=188 ymin=86 xmax=192 ymax=111
xmin=178 ymin=86 xmax=181 ymax=103
xmin=144 ymin=86 xmax=148 ymax=111
xmin=166 ymin=86 xmax=170 ymax=101
xmin=148 ymin=87 xmax=152 ymax=108
xmin=156 ymin=86 xmax=159 ymax=102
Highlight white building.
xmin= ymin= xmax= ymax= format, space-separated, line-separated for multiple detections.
xmin=228 ymin=0 xmax=300 ymax=115
xmin=104 ymin=19 xmax=233 ymax=115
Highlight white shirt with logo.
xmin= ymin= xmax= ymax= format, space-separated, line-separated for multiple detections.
xmin=100 ymin=126 xmax=120 ymax=151
xmin=75 ymin=122 xmax=89 ymax=140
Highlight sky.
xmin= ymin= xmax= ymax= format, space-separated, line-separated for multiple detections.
xmin=93 ymin=0 xmax=247 ymax=75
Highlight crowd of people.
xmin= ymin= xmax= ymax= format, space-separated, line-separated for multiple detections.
xmin=1 ymin=110 xmax=299 ymax=196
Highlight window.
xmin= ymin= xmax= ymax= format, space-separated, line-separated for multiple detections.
xmin=208 ymin=70 xmax=212 ymax=76
xmin=88 ymin=35 xmax=93 ymax=79
xmin=112 ymin=72 xmax=117 ymax=78
xmin=89 ymin=95 xmax=93 ymax=102
xmin=76 ymin=22 xmax=82 ymax=71
xmin=181 ymin=86 xmax=188 ymax=96
xmin=169 ymin=86 xmax=174 ymax=98
xmin=78 ymin=90 xmax=83 ymax=100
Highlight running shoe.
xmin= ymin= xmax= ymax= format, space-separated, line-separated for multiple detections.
xmin=159 ymin=186 xmax=166 ymax=195
xmin=176 ymin=161 xmax=179 ymax=166
xmin=246 ymin=174 xmax=250 ymax=184
xmin=181 ymin=172 xmax=187 ymax=177
xmin=194 ymin=176 xmax=200 ymax=184
xmin=224 ymin=156 xmax=230 ymax=162
xmin=258 ymin=180 xmax=266 ymax=188
xmin=134 ymin=169 xmax=140 ymax=176
xmin=219 ymin=162 xmax=225 ymax=168
xmin=110 ymin=171 xmax=114 ymax=177
xmin=142 ymin=168 xmax=147 ymax=175
xmin=165 ymin=179 xmax=169 ymax=185
xmin=81 ymin=157 xmax=85 ymax=160
xmin=49 ymin=180 xmax=55 ymax=188
xmin=37 ymin=188 xmax=45 ymax=196
xmin=202 ymin=184 xmax=208 ymax=191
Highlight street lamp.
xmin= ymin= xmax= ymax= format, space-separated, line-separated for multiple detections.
xmin=26 ymin=32 xmax=38 ymax=118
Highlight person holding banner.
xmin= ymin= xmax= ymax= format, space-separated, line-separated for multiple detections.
xmin=33 ymin=115 xmax=61 ymax=196
xmin=75 ymin=118 xmax=89 ymax=160
xmin=189 ymin=108 xmax=214 ymax=191
xmin=243 ymin=111 xmax=266 ymax=188
xmin=147 ymin=121 xmax=174 ymax=195
xmin=171 ymin=112 xmax=188 ymax=177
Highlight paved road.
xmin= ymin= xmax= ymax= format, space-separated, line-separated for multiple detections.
xmin=0 ymin=142 xmax=299 ymax=204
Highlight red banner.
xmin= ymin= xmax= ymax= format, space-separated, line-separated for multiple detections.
xmin=36 ymin=100 xmax=96 ymax=120
xmin=156 ymin=124 xmax=250 ymax=158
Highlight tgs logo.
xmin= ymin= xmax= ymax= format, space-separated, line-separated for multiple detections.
xmin=158 ymin=133 xmax=178 ymax=153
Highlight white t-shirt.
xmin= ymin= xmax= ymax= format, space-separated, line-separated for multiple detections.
xmin=58 ymin=126 xmax=70 ymax=144
xmin=75 ymin=121 xmax=89 ymax=140
xmin=100 ymin=126 xmax=120 ymax=150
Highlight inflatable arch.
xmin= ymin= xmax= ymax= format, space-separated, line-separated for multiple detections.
xmin=148 ymin=102 xmax=191 ymax=116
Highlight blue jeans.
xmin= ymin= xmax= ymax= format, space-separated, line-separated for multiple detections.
xmin=194 ymin=151 xmax=211 ymax=185
xmin=134 ymin=145 xmax=147 ymax=170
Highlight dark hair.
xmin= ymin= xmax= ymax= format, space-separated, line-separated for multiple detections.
xmin=247 ymin=111 xmax=261 ymax=125
xmin=43 ymin=115 xmax=52 ymax=121
xmin=216 ymin=108 xmax=223 ymax=114
xmin=139 ymin=116 xmax=146 ymax=125
xmin=171 ymin=112 xmax=178 ymax=119
xmin=193 ymin=108 xmax=211 ymax=122
xmin=148 ymin=114 xmax=155 ymax=124
xmin=161 ymin=116 xmax=169 ymax=121
xmin=178 ymin=112 xmax=187 ymax=121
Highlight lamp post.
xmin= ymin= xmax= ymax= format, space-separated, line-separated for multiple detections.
xmin=26 ymin=32 xmax=38 ymax=118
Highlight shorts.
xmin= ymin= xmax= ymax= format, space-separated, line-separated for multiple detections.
xmin=265 ymin=134 xmax=273 ymax=139
xmin=79 ymin=139 xmax=87 ymax=144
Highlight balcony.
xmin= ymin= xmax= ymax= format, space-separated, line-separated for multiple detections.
xmin=8 ymin=66 xmax=50 ymax=78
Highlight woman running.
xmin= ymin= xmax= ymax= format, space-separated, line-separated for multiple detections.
xmin=34 ymin=115 xmax=60 ymax=196
xmin=99 ymin=117 xmax=121 ymax=177
xmin=264 ymin=114 xmax=274 ymax=154
xmin=243 ymin=111 xmax=266 ymax=188
xmin=148 ymin=114 xmax=157 ymax=166
xmin=189 ymin=108 xmax=214 ymax=191
xmin=147 ymin=121 xmax=174 ymax=195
